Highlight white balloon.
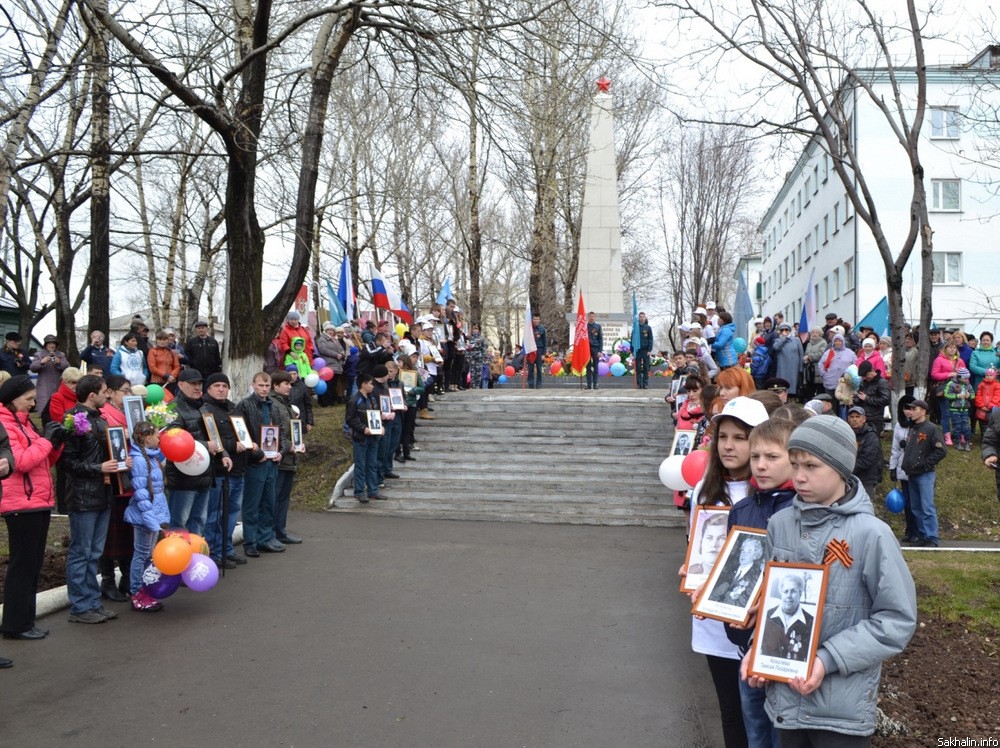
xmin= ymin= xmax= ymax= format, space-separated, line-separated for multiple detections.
xmin=303 ymin=372 xmax=320 ymax=387
xmin=658 ymin=454 xmax=693 ymax=491
xmin=174 ymin=441 xmax=211 ymax=476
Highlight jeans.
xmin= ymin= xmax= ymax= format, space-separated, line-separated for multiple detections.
xmin=353 ymin=437 xmax=380 ymax=496
xmin=274 ymin=469 xmax=295 ymax=538
xmin=636 ymin=350 xmax=651 ymax=387
xmin=67 ymin=509 xmax=110 ymax=615
xmin=378 ymin=414 xmax=403 ymax=478
xmin=129 ymin=526 xmax=157 ymax=595
xmin=168 ymin=487 xmax=211 ymax=536
xmin=908 ymin=470 xmax=938 ymax=544
xmin=243 ymin=460 xmax=278 ymax=549
xmin=206 ymin=475 xmax=245 ymax=560
xmin=2 ymin=511 xmax=51 ymax=634
xmin=586 ymin=356 xmax=601 ymax=388
xmin=899 ymin=480 xmax=919 ymax=540
xmin=947 ymin=408 xmax=971 ymax=442
xmin=526 ymin=357 xmax=542 ymax=388
xmin=740 ymin=675 xmax=779 ymax=748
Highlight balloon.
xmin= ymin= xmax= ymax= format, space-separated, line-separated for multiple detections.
xmin=610 ymin=354 xmax=621 ymax=364
xmin=550 ymin=362 xmax=562 ymax=375
xmin=394 ymin=323 xmax=407 ymax=338
xmin=845 ymin=364 xmax=859 ymax=378
xmin=598 ymin=362 xmax=610 ymax=377
xmin=885 ymin=488 xmax=905 ymax=514
xmin=658 ymin=455 xmax=693 ymax=491
xmin=681 ymin=450 xmax=710 ymax=486
xmin=314 ymin=380 xmax=328 ymax=395
xmin=141 ymin=561 xmax=181 ymax=600
xmin=312 ymin=357 xmax=327 ymax=369
xmin=498 ymin=374 xmax=508 ymax=384
xmin=619 ymin=342 xmax=631 ymax=353
xmin=318 ymin=367 xmax=334 ymax=381
xmin=732 ymin=337 xmax=748 ymax=354
xmin=174 ymin=441 xmax=211 ymax=476
xmin=181 ymin=553 xmax=220 ymax=592
xmin=145 ymin=384 xmax=165 ymax=405
xmin=152 ymin=536 xmax=193 ymax=576
xmin=610 ymin=362 xmax=626 ymax=377
xmin=160 ymin=429 xmax=195 ymax=463
xmin=187 ymin=533 xmax=210 ymax=556
xmin=504 ymin=366 xmax=515 ymax=377
xmin=304 ymin=372 xmax=320 ymax=387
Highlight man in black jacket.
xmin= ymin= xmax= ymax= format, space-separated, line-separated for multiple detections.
xmin=270 ymin=371 xmax=302 ymax=545
xmin=586 ymin=312 xmax=603 ymax=390
xmin=848 ymin=406 xmax=884 ymax=497
xmin=356 ymin=332 xmax=393 ymax=379
xmin=901 ymin=399 xmax=947 ymax=547
xmin=166 ymin=369 xmax=229 ymax=536
xmin=185 ymin=320 xmax=222 ymax=378
xmin=345 ymin=374 xmax=384 ymax=503
xmin=202 ymin=373 xmax=248 ymax=567
xmin=853 ymin=361 xmax=891 ymax=433
xmin=59 ymin=375 xmax=128 ymax=624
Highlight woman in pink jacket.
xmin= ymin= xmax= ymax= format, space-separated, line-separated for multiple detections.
xmin=0 ymin=376 xmax=56 ymax=641
xmin=931 ymin=342 xmax=963 ymax=427
xmin=855 ymin=337 xmax=887 ymax=378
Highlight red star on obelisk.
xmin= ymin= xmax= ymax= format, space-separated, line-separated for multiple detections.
xmin=596 ymin=75 xmax=611 ymax=92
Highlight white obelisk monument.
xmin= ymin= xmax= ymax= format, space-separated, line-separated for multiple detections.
xmin=573 ymin=76 xmax=628 ymax=347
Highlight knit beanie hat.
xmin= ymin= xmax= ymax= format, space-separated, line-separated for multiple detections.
xmin=205 ymin=373 xmax=230 ymax=388
xmin=787 ymin=415 xmax=857 ymax=481
xmin=0 ymin=375 xmax=34 ymax=406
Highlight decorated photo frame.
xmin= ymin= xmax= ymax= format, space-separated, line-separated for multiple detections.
xmin=680 ymin=505 xmax=732 ymax=593
xmin=692 ymin=527 xmax=768 ymax=625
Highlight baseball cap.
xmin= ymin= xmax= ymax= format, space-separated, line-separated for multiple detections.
xmin=711 ymin=396 xmax=769 ymax=427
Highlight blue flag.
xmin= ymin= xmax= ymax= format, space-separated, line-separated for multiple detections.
xmin=337 ymin=255 xmax=355 ymax=322
xmin=326 ymin=279 xmax=347 ymax=326
xmin=630 ymin=292 xmax=641 ymax=354
xmin=436 ymin=278 xmax=452 ymax=306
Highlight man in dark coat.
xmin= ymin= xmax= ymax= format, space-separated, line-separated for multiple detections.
xmin=848 ymin=406 xmax=884 ymax=498
xmin=586 ymin=312 xmax=603 ymax=389
xmin=185 ymin=320 xmax=223 ymax=378
xmin=853 ymin=360 xmax=891 ymax=432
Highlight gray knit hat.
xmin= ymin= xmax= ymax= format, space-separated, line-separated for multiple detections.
xmin=787 ymin=415 xmax=857 ymax=480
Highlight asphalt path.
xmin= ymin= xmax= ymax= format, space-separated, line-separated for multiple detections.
xmin=4 ymin=514 xmax=723 ymax=747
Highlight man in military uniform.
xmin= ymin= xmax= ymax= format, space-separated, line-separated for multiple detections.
xmin=636 ymin=312 xmax=653 ymax=389
xmin=586 ymin=312 xmax=603 ymax=390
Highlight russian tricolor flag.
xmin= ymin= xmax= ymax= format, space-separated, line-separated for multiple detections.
xmin=370 ymin=265 xmax=412 ymax=323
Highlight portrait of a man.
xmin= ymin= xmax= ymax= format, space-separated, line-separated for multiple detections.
xmin=707 ymin=535 xmax=765 ymax=608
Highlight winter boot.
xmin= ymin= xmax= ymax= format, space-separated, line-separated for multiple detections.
xmin=944 ymin=433 xmax=953 ymax=446
xmin=99 ymin=558 xmax=128 ymax=602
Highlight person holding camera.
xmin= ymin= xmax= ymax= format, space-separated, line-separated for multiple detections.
xmin=29 ymin=335 xmax=69 ymax=417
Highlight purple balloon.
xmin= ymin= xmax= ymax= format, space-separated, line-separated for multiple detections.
xmin=312 ymin=357 xmax=327 ymax=369
xmin=141 ymin=561 xmax=182 ymax=600
xmin=597 ymin=362 xmax=610 ymax=377
xmin=181 ymin=553 xmax=220 ymax=592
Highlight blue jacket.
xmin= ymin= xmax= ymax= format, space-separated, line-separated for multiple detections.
xmin=124 ymin=444 xmax=169 ymax=533
xmin=712 ymin=323 xmax=737 ymax=367
xmin=587 ymin=322 xmax=603 ymax=353
xmin=533 ymin=324 xmax=547 ymax=355
xmin=750 ymin=347 xmax=771 ymax=382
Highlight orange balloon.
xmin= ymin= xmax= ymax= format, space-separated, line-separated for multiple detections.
xmin=152 ymin=536 xmax=194 ymax=576
xmin=188 ymin=533 xmax=210 ymax=556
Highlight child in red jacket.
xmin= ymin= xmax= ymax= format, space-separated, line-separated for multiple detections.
xmin=976 ymin=367 xmax=1000 ymax=427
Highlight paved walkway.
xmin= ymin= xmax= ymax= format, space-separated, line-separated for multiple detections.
xmin=5 ymin=513 xmax=722 ymax=747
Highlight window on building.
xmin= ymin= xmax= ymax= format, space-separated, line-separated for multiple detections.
xmin=783 ymin=258 xmax=789 ymax=282
xmin=833 ymin=203 xmax=840 ymax=231
xmin=823 ymin=215 xmax=829 ymax=243
xmin=932 ymin=252 xmax=962 ymax=284
xmin=930 ymin=107 xmax=960 ymax=139
xmin=844 ymin=258 xmax=854 ymax=290
xmin=823 ymin=153 xmax=830 ymax=182
xmin=832 ymin=269 xmax=840 ymax=300
xmin=804 ymin=176 xmax=812 ymax=204
xmin=821 ymin=277 xmax=829 ymax=306
xmin=803 ymin=236 xmax=810 ymax=263
xmin=813 ymin=165 xmax=819 ymax=193
xmin=814 ymin=226 xmax=820 ymax=255
xmin=844 ymin=194 xmax=853 ymax=221
xmin=931 ymin=179 xmax=961 ymax=211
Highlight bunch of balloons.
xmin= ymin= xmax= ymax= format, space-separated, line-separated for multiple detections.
xmin=659 ymin=449 xmax=711 ymax=491
xmin=159 ymin=429 xmax=210 ymax=476
xmin=146 ymin=530 xmax=220 ymax=598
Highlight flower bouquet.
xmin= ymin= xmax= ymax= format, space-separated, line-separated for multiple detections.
xmin=144 ymin=401 xmax=178 ymax=430
xmin=62 ymin=411 xmax=91 ymax=436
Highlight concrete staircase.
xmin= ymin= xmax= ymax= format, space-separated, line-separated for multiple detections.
xmin=328 ymin=389 xmax=685 ymax=527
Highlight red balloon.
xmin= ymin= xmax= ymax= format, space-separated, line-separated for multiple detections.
xmin=549 ymin=362 xmax=562 ymax=375
xmin=681 ymin=449 xmax=710 ymax=487
xmin=160 ymin=428 xmax=196 ymax=463
xmin=318 ymin=367 xmax=334 ymax=381
xmin=504 ymin=365 xmax=515 ymax=377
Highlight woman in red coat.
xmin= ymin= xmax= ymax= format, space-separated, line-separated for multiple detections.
xmin=44 ymin=367 xmax=84 ymax=426
xmin=0 ymin=376 xmax=56 ymax=640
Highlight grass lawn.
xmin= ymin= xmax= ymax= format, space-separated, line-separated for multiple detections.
xmin=906 ymin=551 xmax=1000 ymax=638
xmin=290 ymin=404 xmax=354 ymax=511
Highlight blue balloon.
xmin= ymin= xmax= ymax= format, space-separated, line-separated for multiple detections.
xmin=498 ymin=374 xmax=508 ymax=384
xmin=610 ymin=362 xmax=626 ymax=377
xmin=732 ymin=337 xmax=747 ymax=354
xmin=885 ymin=488 xmax=905 ymax=514
xmin=314 ymin=379 xmax=328 ymax=395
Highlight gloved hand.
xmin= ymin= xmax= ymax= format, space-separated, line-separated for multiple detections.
xmin=42 ymin=420 xmax=64 ymax=446
xmin=889 ymin=469 xmax=897 ymax=482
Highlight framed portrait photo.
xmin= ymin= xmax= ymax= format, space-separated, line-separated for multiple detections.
xmin=106 ymin=426 xmax=129 ymax=471
xmin=747 ymin=561 xmax=829 ymax=684
xmin=202 ymin=414 xmax=222 ymax=450
xmin=260 ymin=426 xmax=280 ymax=459
xmin=123 ymin=395 xmax=146 ymax=437
xmin=379 ymin=395 xmax=391 ymax=416
xmin=290 ymin=418 xmax=305 ymax=453
xmin=398 ymin=370 xmax=418 ymax=390
xmin=692 ymin=527 xmax=768 ymax=625
xmin=670 ymin=429 xmax=696 ymax=457
xmin=670 ymin=375 xmax=687 ymax=398
xmin=680 ymin=505 xmax=732 ymax=593
xmin=229 ymin=415 xmax=254 ymax=450
xmin=367 ymin=409 xmax=384 ymax=436
xmin=388 ymin=386 xmax=406 ymax=411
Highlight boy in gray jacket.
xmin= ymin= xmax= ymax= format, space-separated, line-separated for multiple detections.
xmin=742 ymin=415 xmax=917 ymax=745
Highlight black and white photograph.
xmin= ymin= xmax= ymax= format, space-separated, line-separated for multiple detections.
xmin=388 ymin=386 xmax=405 ymax=411
xmin=290 ymin=419 xmax=305 ymax=452
xmin=367 ymin=409 xmax=384 ymax=436
xmin=748 ymin=562 xmax=829 ymax=684
xmin=398 ymin=370 xmax=418 ymax=390
xmin=106 ymin=426 xmax=128 ymax=471
xmin=692 ymin=527 xmax=768 ymax=625
xmin=670 ymin=429 xmax=696 ymax=457
xmin=202 ymin=413 xmax=222 ymax=451
xmin=260 ymin=426 xmax=280 ymax=459
xmin=230 ymin=415 xmax=254 ymax=449
xmin=670 ymin=375 xmax=687 ymax=399
xmin=379 ymin=395 xmax=391 ymax=416
xmin=680 ymin=505 xmax=731 ymax=593
xmin=123 ymin=395 xmax=146 ymax=436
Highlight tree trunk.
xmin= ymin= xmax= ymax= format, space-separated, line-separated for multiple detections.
xmin=87 ymin=0 xmax=111 ymax=338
